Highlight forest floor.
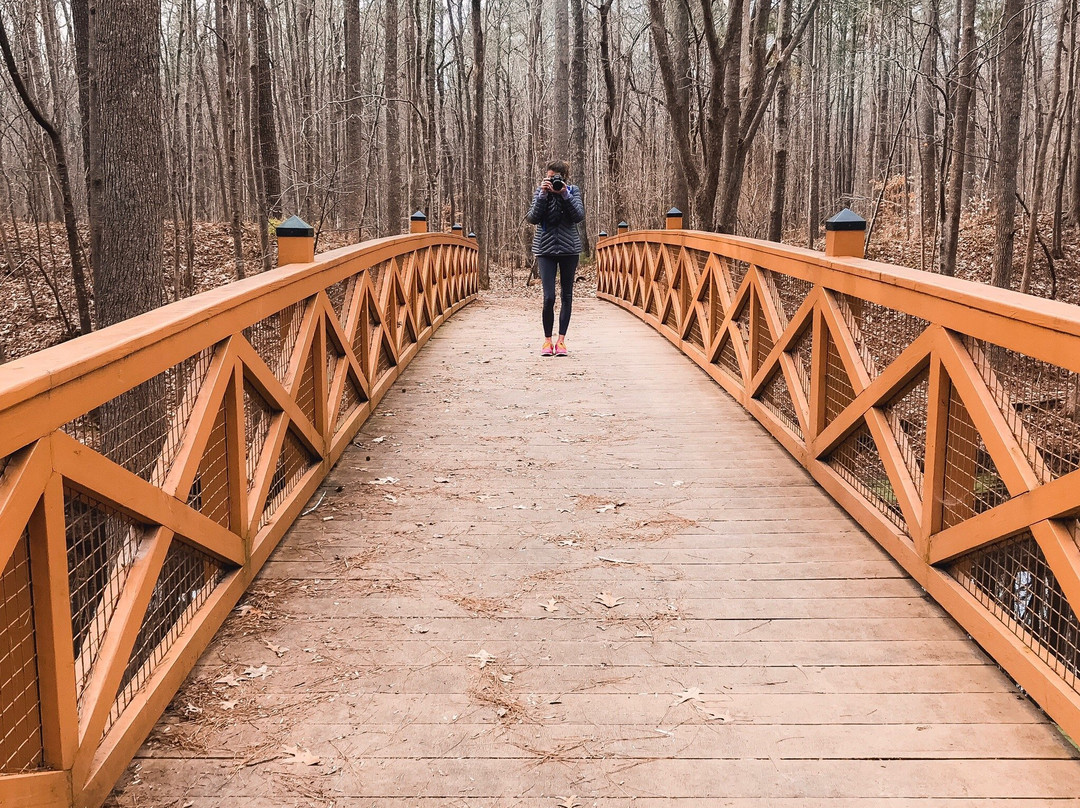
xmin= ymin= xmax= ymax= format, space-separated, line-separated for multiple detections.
xmin=0 ymin=213 xmax=1076 ymax=364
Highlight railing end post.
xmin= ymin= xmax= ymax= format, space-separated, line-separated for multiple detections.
xmin=617 ymin=221 xmax=629 ymax=235
xmin=825 ymin=208 xmax=866 ymax=259
xmin=468 ymin=231 xmax=476 ymax=240
xmin=666 ymin=208 xmax=683 ymax=230
xmin=276 ymin=216 xmax=315 ymax=266
xmin=451 ymin=223 xmax=463 ymax=235
xmin=598 ymin=230 xmax=608 ymax=240
xmin=410 ymin=210 xmax=428 ymax=234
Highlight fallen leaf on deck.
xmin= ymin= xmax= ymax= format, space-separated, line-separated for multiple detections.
xmin=540 ymin=598 xmax=560 ymax=613
xmin=243 ymin=664 xmax=270 ymax=680
xmin=467 ymin=650 xmax=496 ymax=668
xmin=368 ymin=476 xmax=399 ymax=485
xmin=235 ymin=604 xmax=255 ymax=617
xmin=672 ymin=687 xmax=703 ymax=705
xmin=596 ymin=504 xmax=616 ymax=513
xmin=384 ymin=494 xmax=398 ymax=503
xmin=673 ymin=480 xmax=684 ymax=487
xmin=499 ymin=673 xmax=513 ymax=683
xmin=557 ymin=797 xmax=582 ymax=808
xmin=557 ymin=539 xmax=579 ymax=546
xmin=411 ymin=625 xmax=429 ymax=634
xmin=595 ymin=592 xmax=624 ymax=609
xmin=434 ymin=477 xmax=451 ymax=483
xmin=215 ymin=674 xmax=243 ymax=687
xmin=265 ymin=641 xmax=288 ymax=658
xmin=280 ymin=745 xmax=321 ymax=765
xmin=372 ymin=436 xmax=387 ymax=443
xmin=220 ymin=699 xmax=238 ymax=710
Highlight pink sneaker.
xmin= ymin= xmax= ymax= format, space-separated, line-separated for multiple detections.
xmin=554 ymin=339 xmax=568 ymax=357
xmin=540 ymin=339 xmax=554 ymax=357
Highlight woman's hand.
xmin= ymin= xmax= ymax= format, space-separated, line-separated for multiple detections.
xmin=539 ymin=179 xmax=554 ymax=196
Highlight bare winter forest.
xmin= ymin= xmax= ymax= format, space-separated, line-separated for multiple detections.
xmin=1 ymin=0 xmax=1079 ymax=361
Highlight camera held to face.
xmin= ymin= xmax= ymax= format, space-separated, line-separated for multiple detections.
xmin=548 ymin=175 xmax=565 ymax=192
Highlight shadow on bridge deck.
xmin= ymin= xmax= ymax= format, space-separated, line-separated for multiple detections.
xmin=107 ymin=295 xmax=1080 ymax=806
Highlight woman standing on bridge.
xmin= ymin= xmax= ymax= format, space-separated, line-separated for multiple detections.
xmin=526 ymin=160 xmax=586 ymax=356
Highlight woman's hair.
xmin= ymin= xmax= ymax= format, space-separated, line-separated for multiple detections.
xmin=546 ymin=159 xmax=570 ymax=179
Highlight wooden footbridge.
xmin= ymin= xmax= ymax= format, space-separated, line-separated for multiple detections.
xmin=5 ymin=210 xmax=1080 ymax=806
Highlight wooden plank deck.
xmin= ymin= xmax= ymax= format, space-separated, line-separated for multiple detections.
xmin=107 ymin=293 xmax=1080 ymax=806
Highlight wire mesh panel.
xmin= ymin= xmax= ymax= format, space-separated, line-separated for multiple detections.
xmin=941 ymin=384 xmax=1010 ymax=529
xmin=242 ymin=302 xmax=304 ymax=382
xmin=107 ymin=538 xmax=226 ymax=735
xmin=325 ymin=334 xmax=345 ymax=400
xmin=187 ymin=400 xmax=231 ymax=528
xmin=0 ymin=531 xmax=43 ymax=773
xmin=65 ymin=488 xmax=148 ymax=708
xmin=965 ymin=338 xmax=1080 ymax=480
xmin=652 ymin=248 xmax=668 ymax=296
xmin=884 ymin=372 xmax=930 ymax=495
xmin=716 ymin=333 xmax=742 ymax=381
xmin=258 ymin=430 xmax=319 ymax=531
xmin=62 ymin=348 xmax=214 ymax=486
xmin=733 ymin=301 xmax=751 ymax=360
xmin=336 ymin=376 xmax=368 ymax=434
xmin=646 ymin=289 xmax=660 ymax=318
xmin=753 ymin=297 xmax=774 ymax=375
xmin=325 ymin=275 xmax=356 ymax=325
xmin=243 ymin=382 xmax=277 ymax=490
xmin=823 ymin=329 xmax=856 ymax=425
xmin=686 ymin=312 xmax=705 ymax=351
xmin=952 ymin=531 xmax=1080 ymax=689
xmin=367 ymin=260 xmax=386 ymax=297
xmin=835 ymin=293 xmax=928 ymax=379
xmin=376 ymin=338 xmax=396 ymax=382
xmin=725 ymin=259 xmax=750 ymax=297
xmin=662 ymin=299 xmax=679 ymax=331
xmin=761 ymin=270 xmax=814 ymax=328
xmin=756 ymin=369 xmax=802 ymax=438
xmin=828 ymin=422 xmax=905 ymax=528
xmin=790 ymin=324 xmax=814 ymax=399
xmin=295 ymin=351 xmax=318 ymax=428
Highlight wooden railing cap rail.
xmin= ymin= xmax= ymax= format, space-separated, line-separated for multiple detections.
xmin=0 ymin=232 xmax=473 ymax=458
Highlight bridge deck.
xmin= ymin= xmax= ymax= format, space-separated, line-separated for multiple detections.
xmin=108 ymin=294 xmax=1080 ymax=805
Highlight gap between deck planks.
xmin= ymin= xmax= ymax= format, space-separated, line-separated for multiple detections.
xmin=107 ymin=294 xmax=1080 ymax=806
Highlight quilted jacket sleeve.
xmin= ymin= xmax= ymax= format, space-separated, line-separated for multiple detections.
xmin=560 ymin=187 xmax=585 ymax=223
xmin=526 ymin=189 xmax=548 ymax=224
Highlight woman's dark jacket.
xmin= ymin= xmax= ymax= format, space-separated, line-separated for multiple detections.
xmin=526 ymin=185 xmax=586 ymax=256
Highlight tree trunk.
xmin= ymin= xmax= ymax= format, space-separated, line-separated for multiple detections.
xmin=87 ymin=0 xmax=167 ymax=327
xmin=553 ymin=0 xmax=570 ymax=153
xmin=599 ymin=0 xmax=624 ymax=226
xmin=917 ymin=0 xmax=939 ymax=271
xmin=344 ymin=0 xmax=364 ymax=229
xmin=990 ymin=0 xmax=1024 ymax=288
xmin=385 ymin=0 xmax=403 ymax=234
xmin=938 ymin=0 xmax=976 ymax=276
xmin=216 ymin=0 xmax=245 ymax=279
xmin=470 ymin=0 xmax=488 ymax=287
xmin=569 ymin=0 xmax=589 ymax=253
xmin=767 ymin=0 xmax=793 ymax=242
xmin=253 ymin=0 xmax=281 ymax=219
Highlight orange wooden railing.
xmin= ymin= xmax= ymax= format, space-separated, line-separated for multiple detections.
xmin=0 ymin=227 xmax=477 ymax=808
xmin=597 ymin=219 xmax=1080 ymax=742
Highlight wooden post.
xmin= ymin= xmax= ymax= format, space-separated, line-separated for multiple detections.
xmin=409 ymin=210 xmax=428 ymax=234
xmin=468 ymin=232 xmax=476 ymax=240
xmin=451 ymin=224 xmax=463 ymax=235
xmin=666 ymin=207 xmax=683 ymax=230
xmin=617 ymin=221 xmax=629 ymax=234
xmin=275 ymin=216 xmax=315 ymax=266
xmin=598 ymin=230 xmax=608 ymax=239
xmin=824 ymin=208 xmax=866 ymax=258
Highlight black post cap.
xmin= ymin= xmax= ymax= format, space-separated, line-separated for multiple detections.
xmin=452 ymin=223 xmax=463 ymax=231
xmin=825 ymin=208 xmax=866 ymax=232
xmin=666 ymin=207 xmax=683 ymax=217
xmin=410 ymin=210 xmax=427 ymax=221
xmin=617 ymin=221 xmax=629 ymax=228
xmin=468 ymin=232 xmax=476 ymax=239
xmin=276 ymin=215 xmax=314 ymax=238
xmin=599 ymin=231 xmax=608 ymax=237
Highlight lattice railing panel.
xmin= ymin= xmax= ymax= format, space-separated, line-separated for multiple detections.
xmin=716 ymin=333 xmax=741 ymax=380
xmin=65 ymin=488 xmax=147 ymax=707
xmin=823 ymin=329 xmax=856 ymax=426
xmin=885 ymin=372 xmax=930 ymax=495
xmin=791 ymin=324 xmax=814 ymax=399
xmin=942 ymin=384 xmax=1010 ymax=529
xmin=952 ymin=531 xmax=1080 ymax=689
xmin=753 ymin=296 xmax=774 ymax=375
xmin=828 ymin=422 xmax=905 ymax=528
xmin=108 ymin=539 xmax=226 ymax=735
xmin=187 ymin=399 xmax=231 ymax=528
xmin=836 ymin=293 xmax=928 ymax=379
xmin=756 ymin=368 xmax=801 ymax=438
xmin=62 ymin=349 xmax=214 ymax=487
xmin=0 ymin=531 xmax=42 ymax=773
xmin=242 ymin=303 xmax=304 ymax=382
xmin=966 ymin=338 xmax=1080 ymax=480
xmin=243 ymin=382 xmax=276 ymax=490
xmin=763 ymin=270 xmax=814 ymax=328
xmin=259 ymin=429 xmax=319 ymax=531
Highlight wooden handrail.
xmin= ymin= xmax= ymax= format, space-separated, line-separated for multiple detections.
xmin=598 ymin=223 xmax=1080 ymax=745
xmin=0 ymin=231 xmax=478 ymax=807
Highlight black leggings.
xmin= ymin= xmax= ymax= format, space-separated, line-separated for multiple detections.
xmin=538 ymin=254 xmax=579 ymax=337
